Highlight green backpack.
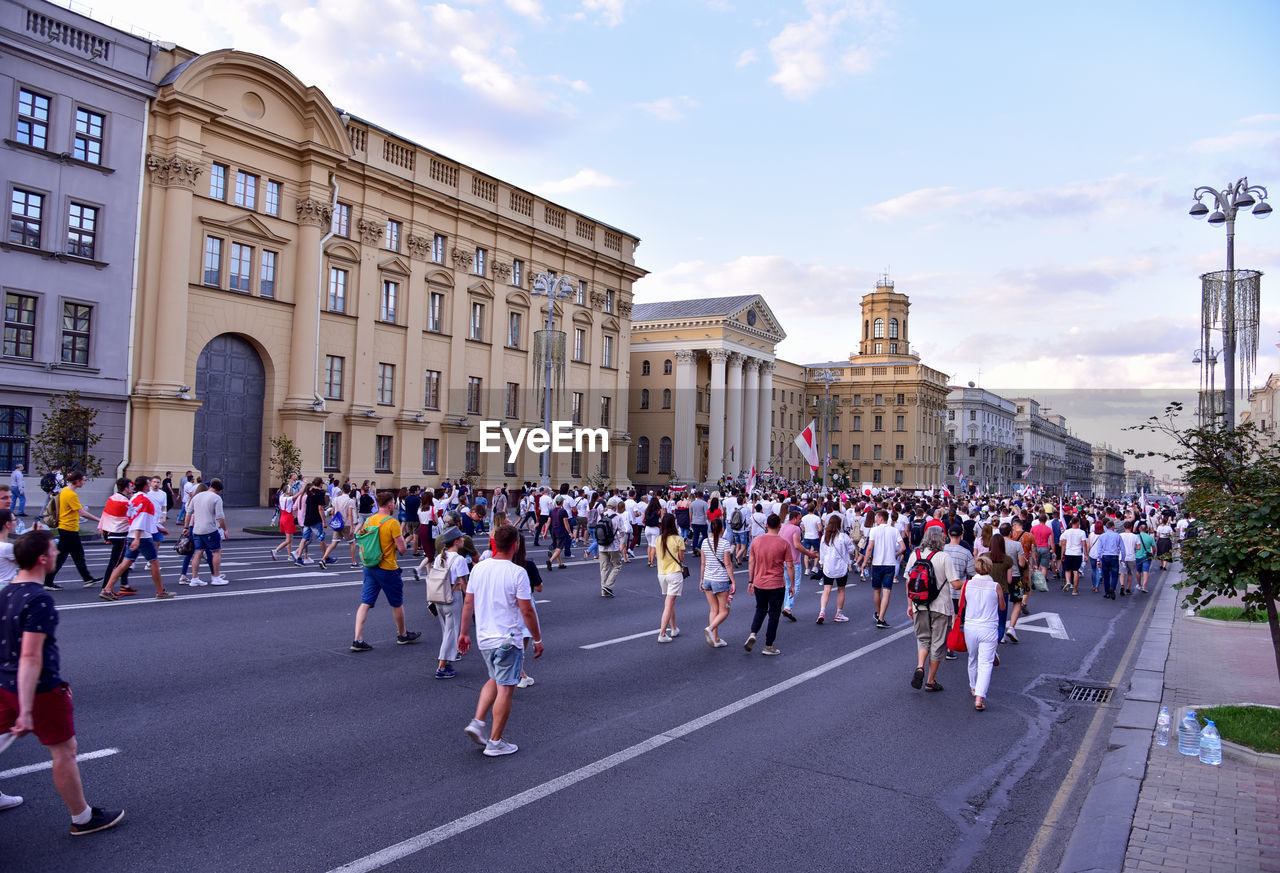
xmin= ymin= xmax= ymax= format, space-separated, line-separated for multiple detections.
xmin=356 ymin=516 xmax=391 ymax=568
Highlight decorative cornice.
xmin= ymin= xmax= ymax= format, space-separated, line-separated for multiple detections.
xmin=492 ymin=261 xmax=511 ymax=281
xmin=357 ymin=217 xmax=384 ymax=245
xmin=296 ymin=198 xmax=333 ymax=228
xmin=405 ymin=234 xmax=431 ymax=260
xmin=451 ymin=247 xmax=474 ymax=269
xmin=146 ymin=153 xmax=203 ymax=189
xmin=674 ymin=349 xmax=698 ymax=363
xmin=726 ymin=351 xmax=744 ymax=367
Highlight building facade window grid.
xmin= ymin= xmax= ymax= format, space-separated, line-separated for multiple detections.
xmin=203 ymin=236 xmax=222 ymax=286
xmin=508 ymin=311 xmax=521 ymax=348
xmin=260 ymin=250 xmax=276 ymax=298
xmin=424 ymin=369 xmax=441 ymax=409
xmin=323 ymin=355 xmax=343 ymax=400
xmin=209 ymin=163 xmax=226 ymax=200
xmin=432 ymin=234 xmax=445 ymax=264
xmin=73 ymin=107 xmax=104 ymax=164
xmin=332 ymin=203 xmax=350 ymax=237
xmin=512 ymin=259 xmax=522 ymax=287
xmin=505 ymin=382 xmax=519 ymax=419
xmin=327 ymin=267 xmax=347 ymax=312
xmin=465 ymin=440 xmax=479 ymax=474
xmin=571 ymin=392 xmax=582 ymax=425
xmin=0 ymin=406 xmax=31 ymax=472
xmin=9 ymin=189 xmax=43 ymax=248
xmin=375 ymin=435 xmax=392 ymax=472
xmin=470 ymin=302 xmax=484 ymax=340
xmin=60 ymin=302 xmax=91 ymax=366
xmin=323 ymin=432 xmax=341 ymax=470
xmin=423 ymin=438 xmax=438 ymax=474
xmin=573 ymin=328 xmax=585 ymax=362
xmin=66 ymin=202 xmax=97 ymax=259
xmin=428 ymin=292 xmax=444 ymax=332
xmin=264 ymin=180 xmax=280 ymax=216
xmin=474 ymin=247 xmax=486 ymax=276
xmin=600 ymin=395 xmax=610 ymax=427
xmin=234 ymin=171 xmax=257 ymax=209
xmin=229 ymin=242 xmax=253 ymax=292
xmin=16 ymin=89 xmax=50 ymax=149
xmin=3 ymin=293 xmax=37 ymax=359
xmin=603 ymin=334 xmax=613 ymax=368
xmin=386 ymin=219 xmax=400 ymax=252
xmin=467 ymin=376 xmax=482 ymax=414
xmin=380 ymin=280 xmax=398 ymax=323
xmin=377 ymin=363 xmax=394 ymax=405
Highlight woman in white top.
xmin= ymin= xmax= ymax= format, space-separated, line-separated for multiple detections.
xmin=962 ymin=554 xmax=1005 ymax=711
xmin=1059 ymin=515 xmax=1088 ymax=595
xmin=816 ymin=515 xmax=854 ymax=624
xmin=1155 ymin=520 xmax=1174 ymax=570
xmin=699 ymin=517 xmax=735 ymax=647
xmin=0 ymin=509 xmax=17 ymax=588
xmin=429 ymin=527 xmax=470 ymax=680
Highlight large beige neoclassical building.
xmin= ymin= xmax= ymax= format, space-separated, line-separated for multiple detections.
xmin=130 ymin=47 xmax=645 ymax=504
xmin=629 ymin=279 xmax=951 ymax=489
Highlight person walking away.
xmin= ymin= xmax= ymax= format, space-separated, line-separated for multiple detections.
xmin=430 ymin=526 xmax=469 ymax=679
xmin=942 ymin=524 xmax=974 ymax=659
xmin=745 ymin=514 xmax=792 ymax=655
xmin=596 ymin=497 xmax=628 ymax=597
xmin=987 ymin=534 xmax=1014 ymax=645
xmin=963 ymin=555 xmax=1005 ymax=711
xmin=799 ymin=505 xmax=823 ymax=579
xmin=779 ymin=509 xmax=815 ymax=622
xmin=689 ymin=491 xmax=709 ymax=552
xmin=863 ymin=509 xmax=905 ymax=629
xmin=97 ymin=479 xmax=134 ymax=594
xmin=101 ymin=476 xmax=174 ymax=600
xmin=186 ymin=479 xmax=230 ymax=586
xmin=905 ymin=526 xmax=961 ymax=692
xmin=294 ymin=478 xmax=330 ymax=566
xmin=9 ymin=464 xmax=25 ymax=517
xmin=1059 ymin=515 xmax=1087 ymax=595
xmin=1 ymin=530 xmax=125 ymax=830
xmin=1117 ymin=520 xmax=1140 ymax=596
xmin=177 ymin=472 xmax=196 ymax=526
xmin=319 ymin=484 xmax=358 ymax=568
xmin=458 ymin=525 xmax=542 ymax=756
xmin=654 ymin=515 xmax=686 ymax=643
xmin=1154 ymin=517 xmax=1174 ymax=571
xmin=544 ymin=496 xmax=572 ymax=571
xmin=44 ymin=472 xmax=99 ymax=591
xmin=1134 ymin=521 xmax=1156 ymax=593
xmin=643 ymin=496 xmax=663 ymax=568
xmin=700 ymin=516 xmax=735 ymax=647
xmin=1094 ymin=520 xmax=1125 ymax=600
xmin=350 ymin=490 xmax=421 ymax=652
xmin=816 ymin=514 xmax=854 ymax=624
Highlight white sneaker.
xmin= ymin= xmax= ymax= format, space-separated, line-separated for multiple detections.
xmin=668 ymin=626 xmax=680 ymax=638
xmin=189 ymin=578 xmax=208 ymax=587
xmin=464 ymin=718 xmax=488 ymax=746
xmin=657 ymin=634 xmax=673 ymax=644
xmin=483 ymin=738 xmax=519 ymax=757
xmin=178 ymin=574 xmax=190 ymax=585
xmin=210 ymin=576 xmax=229 ymax=586
xmin=0 ymin=791 xmax=23 ymax=810
xmin=517 ymin=675 xmax=535 ymax=688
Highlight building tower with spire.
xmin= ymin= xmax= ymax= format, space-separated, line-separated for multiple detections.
xmin=859 ymin=273 xmax=912 ymax=358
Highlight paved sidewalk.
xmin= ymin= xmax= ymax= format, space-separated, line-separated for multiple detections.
xmin=1124 ymin=587 xmax=1280 ymax=873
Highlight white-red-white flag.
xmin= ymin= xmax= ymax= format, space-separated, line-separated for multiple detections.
xmin=746 ymin=464 xmax=757 ymax=495
xmin=794 ymin=420 xmax=820 ymax=472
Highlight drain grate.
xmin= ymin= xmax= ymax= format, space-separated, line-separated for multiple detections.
xmin=1068 ymin=685 xmax=1114 ymax=703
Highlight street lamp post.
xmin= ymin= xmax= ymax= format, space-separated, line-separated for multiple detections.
xmin=531 ymin=270 xmax=576 ymax=488
xmin=1192 ymin=347 xmax=1220 ymax=428
xmin=1188 ymin=177 xmax=1270 ymax=429
xmin=812 ymin=368 xmax=840 ymax=490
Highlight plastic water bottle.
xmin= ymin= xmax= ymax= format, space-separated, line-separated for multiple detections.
xmin=1178 ymin=710 xmax=1201 ymax=756
xmin=1198 ymin=720 xmax=1222 ymax=766
xmin=1155 ymin=706 xmax=1171 ymax=746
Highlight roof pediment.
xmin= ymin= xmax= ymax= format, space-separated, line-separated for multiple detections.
xmin=199 ymin=213 xmax=291 ymax=244
xmin=630 ymin=293 xmax=785 ymax=343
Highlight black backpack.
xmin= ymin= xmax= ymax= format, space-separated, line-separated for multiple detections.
xmin=909 ymin=517 xmax=926 ymax=547
xmin=1184 ymin=522 xmax=1198 ymax=539
xmin=730 ymin=506 xmax=745 ymax=530
xmin=40 ymin=472 xmax=57 ymax=493
xmin=906 ymin=549 xmax=941 ymax=605
xmin=594 ymin=513 xmax=616 ymax=547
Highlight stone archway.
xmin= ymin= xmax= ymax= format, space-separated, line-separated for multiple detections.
xmin=193 ymin=334 xmax=265 ymax=506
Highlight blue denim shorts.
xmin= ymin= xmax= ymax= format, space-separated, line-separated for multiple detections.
xmin=124 ymin=537 xmax=158 ymax=562
xmin=192 ymin=531 xmax=222 ymax=552
xmin=732 ymin=530 xmax=749 ymax=546
xmin=871 ymin=565 xmax=896 ymax=590
xmin=360 ymin=566 xmax=404 ymax=608
xmin=701 ymin=576 xmax=732 ymax=594
xmin=1136 ymin=558 xmax=1151 ymax=573
xmin=301 ymin=523 xmax=328 ymax=543
xmin=482 ymin=643 xmax=524 ymax=686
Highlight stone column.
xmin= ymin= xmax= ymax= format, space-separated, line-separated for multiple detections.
xmin=725 ymin=352 xmax=743 ymax=477
xmin=140 ymin=154 xmax=201 ymax=393
xmin=287 ymin=197 xmax=331 ymax=408
xmin=742 ymin=358 xmax=759 ymax=476
xmin=673 ymin=349 xmax=698 ymax=482
xmin=757 ymin=360 xmax=775 ymax=471
xmin=707 ymin=349 xmax=727 ymax=482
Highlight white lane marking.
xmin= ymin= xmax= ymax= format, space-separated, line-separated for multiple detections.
xmin=245 ymin=571 xmax=336 ymax=580
xmin=579 ymin=629 xmax=662 ymax=650
xmin=0 ymin=747 xmax=120 ymax=779
xmin=1012 ymin=612 xmax=1069 ymax=640
xmin=327 ymin=627 xmax=914 ymax=873
xmin=57 ymin=581 xmax=364 ymax=609
xmin=535 ymin=600 xmax=550 ymax=604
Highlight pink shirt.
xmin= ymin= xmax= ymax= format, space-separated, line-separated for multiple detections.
xmin=1031 ymin=524 xmax=1053 ymax=549
xmin=779 ymin=522 xmax=802 ymax=562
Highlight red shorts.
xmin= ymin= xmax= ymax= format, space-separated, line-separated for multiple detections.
xmin=0 ymin=683 xmax=76 ymax=746
xmin=280 ymin=513 xmax=297 ymax=534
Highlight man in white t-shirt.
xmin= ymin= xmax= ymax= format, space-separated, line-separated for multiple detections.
xmin=799 ymin=507 xmax=823 ymax=579
xmin=1058 ymin=514 xmax=1088 ymax=594
xmin=535 ymin=489 xmax=553 ymax=546
xmin=861 ymin=510 xmax=905 ymax=629
xmin=320 ymin=484 xmax=359 ymax=568
xmin=458 ymin=526 xmax=542 ymax=757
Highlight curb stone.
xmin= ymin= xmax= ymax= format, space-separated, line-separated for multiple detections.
xmin=1057 ymin=572 xmax=1177 ymax=873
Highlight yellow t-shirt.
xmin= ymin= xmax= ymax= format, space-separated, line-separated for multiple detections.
xmin=361 ymin=513 xmax=402 ymax=570
xmin=656 ymin=534 xmax=685 ymax=576
xmin=58 ymin=488 xmax=82 ymax=531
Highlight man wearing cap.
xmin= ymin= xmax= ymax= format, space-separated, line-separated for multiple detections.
xmin=597 ymin=497 xmax=629 ymax=597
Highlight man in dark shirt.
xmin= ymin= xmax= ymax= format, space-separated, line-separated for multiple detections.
xmin=403 ymin=487 xmax=423 ymax=551
xmin=1 ymin=530 xmax=124 ymax=833
xmin=544 ymin=496 xmax=572 ymax=571
xmin=295 ymin=478 xmax=330 ymax=566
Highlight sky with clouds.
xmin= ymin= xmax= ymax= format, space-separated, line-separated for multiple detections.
xmin=83 ymin=0 xmax=1280 ymax=400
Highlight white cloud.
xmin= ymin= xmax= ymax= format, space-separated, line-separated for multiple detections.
xmin=638 ymin=95 xmax=699 ymax=121
xmin=865 ymin=175 xmax=1159 ymax=222
xmin=504 ymin=0 xmax=545 ymax=21
xmin=766 ymin=0 xmax=895 ymax=98
xmin=535 ymin=169 xmax=624 ymax=195
xmin=736 ymin=48 xmax=758 ymax=68
xmin=1187 ymin=128 xmax=1280 ymax=155
xmin=550 ymin=75 xmax=592 ymax=93
xmin=581 ymin=0 xmax=625 ymax=26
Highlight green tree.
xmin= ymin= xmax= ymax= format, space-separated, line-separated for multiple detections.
xmin=585 ymin=465 xmax=612 ymax=493
xmin=1128 ymin=402 xmax=1280 ymax=682
xmin=31 ymin=390 xmax=103 ymax=479
xmin=267 ymin=434 xmax=303 ymax=486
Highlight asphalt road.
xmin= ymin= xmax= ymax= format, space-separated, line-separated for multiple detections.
xmin=0 ymin=533 xmax=1164 ymax=873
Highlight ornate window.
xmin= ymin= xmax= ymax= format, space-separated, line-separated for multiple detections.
xmin=888 ymin=318 xmax=899 ymax=339
xmin=662 ymin=388 xmax=671 ymax=409
xmin=873 ymin=318 xmax=884 ymax=339
xmin=641 ymin=360 xmax=650 ymax=376
xmin=636 ymin=436 xmax=650 ymax=473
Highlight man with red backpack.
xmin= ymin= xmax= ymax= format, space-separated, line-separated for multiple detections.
xmin=904 ymin=525 xmax=960 ymax=692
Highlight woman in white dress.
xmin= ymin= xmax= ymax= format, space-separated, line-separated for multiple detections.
xmin=962 ymin=554 xmax=1005 ymax=712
